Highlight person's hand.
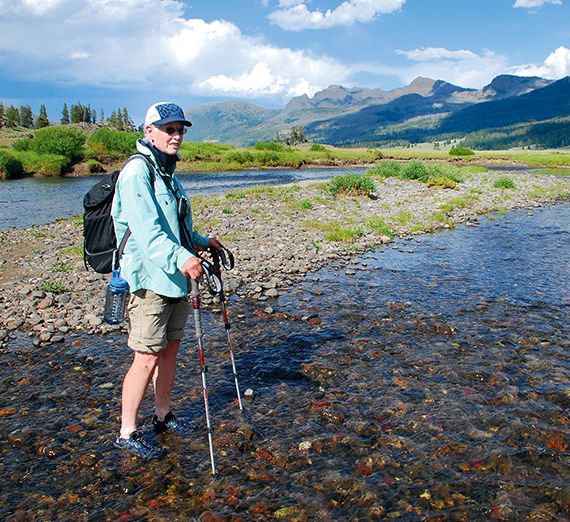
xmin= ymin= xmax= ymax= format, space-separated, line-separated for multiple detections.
xmin=180 ymin=256 xmax=203 ymax=280
xmin=208 ymin=236 xmax=223 ymax=253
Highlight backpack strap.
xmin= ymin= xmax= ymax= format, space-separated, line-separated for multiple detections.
xmin=112 ymin=154 xmax=156 ymax=271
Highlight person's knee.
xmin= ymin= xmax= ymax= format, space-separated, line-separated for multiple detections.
xmin=132 ymin=351 xmax=161 ymax=373
xmin=166 ymin=339 xmax=181 ymax=353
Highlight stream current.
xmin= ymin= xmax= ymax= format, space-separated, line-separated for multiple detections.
xmin=1 ymin=203 xmax=568 ymax=521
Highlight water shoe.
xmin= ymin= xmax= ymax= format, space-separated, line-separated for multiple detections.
xmin=114 ymin=431 xmax=166 ymax=460
xmin=152 ymin=412 xmax=192 ymax=435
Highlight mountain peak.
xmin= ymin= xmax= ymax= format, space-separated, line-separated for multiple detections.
xmin=408 ymin=76 xmax=436 ymax=89
xmin=483 ymin=74 xmax=553 ymax=99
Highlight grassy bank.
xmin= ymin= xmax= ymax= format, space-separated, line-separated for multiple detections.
xmin=2 ymin=126 xmax=570 ymax=179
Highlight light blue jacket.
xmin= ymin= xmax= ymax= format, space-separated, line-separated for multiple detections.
xmin=111 ymin=139 xmax=209 ymax=298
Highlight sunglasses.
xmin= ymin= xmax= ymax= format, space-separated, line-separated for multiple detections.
xmin=160 ymin=125 xmax=188 ymax=135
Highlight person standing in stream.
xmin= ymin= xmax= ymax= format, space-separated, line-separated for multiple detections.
xmin=111 ymin=102 xmax=223 ymax=459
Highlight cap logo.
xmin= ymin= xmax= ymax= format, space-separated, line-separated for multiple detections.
xmin=155 ymin=103 xmax=184 ymax=120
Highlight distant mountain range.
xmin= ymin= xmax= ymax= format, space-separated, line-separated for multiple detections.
xmin=187 ymin=75 xmax=570 ymax=149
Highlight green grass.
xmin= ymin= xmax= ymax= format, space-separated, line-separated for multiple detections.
xmin=51 ymin=261 xmax=74 ymax=273
xmin=327 ymin=173 xmax=376 ymax=197
xmin=61 ymin=245 xmax=84 ymax=258
xmin=392 ymin=210 xmax=415 ymax=227
xmin=41 ymin=280 xmax=68 ymax=294
xmin=304 ymin=219 xmax=364 ymax=242
xmin=493 ymin=176 xmax=516 ymax=189
xmin=365 ymin=216 xmax=394 ymax=238
xmin=368 ymin=160 xmax=465 ymax=184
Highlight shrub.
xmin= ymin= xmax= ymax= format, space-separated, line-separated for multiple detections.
xmin=31 ymin=127 xmax=86 ymax=160
xmin=427 ymin=176 xmax=458 ymax=189
xmin=369 ymin=160 xmax=403 ymax=179
xmin=86 ymin=127 xmax=140 ymax=159
xmin=225 ymin=150 xmax=254 ymax=164
xmin=309 ymin=144 xmax=327 ymax=152
xmin=254 ymin=141 xmax=286 ymax=151
xmin=403 ymin=160 xmax=431 ymax=181
xmin=12 ymin=138 xmax=33 ymax=151
xmin=86 ymin=159 xmax=104 ymax=173
xmin=180 ymin=141 xmax=232 ymax=161
xmin=13 ymin=150 xmax=69 ymax=176
xmin=0 ymin=151 xmax=24 ymax=179
xmin=256 ymin=151 xmax=282 ymax=165
xmin=449 ymin=146 xmax=475 ymax=156
xmin=327 ymin=173 xmax=376 ymax=197
xmin=494 ymin=176 xmax=515 ymax=189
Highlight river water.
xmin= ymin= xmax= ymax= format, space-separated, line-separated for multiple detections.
xmin=0 ymin=167 xmax=365 ymax=231
xmin=1 ymin=203 xmax=568 ymax=521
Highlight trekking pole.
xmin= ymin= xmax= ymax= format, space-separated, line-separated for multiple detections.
xmin=189 ymin=277 xmax=216 ymax=476
xmin=210 ymin=247 xmax=243 ymax=412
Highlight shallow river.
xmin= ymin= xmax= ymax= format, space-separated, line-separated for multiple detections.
xmin=0 ymin=167 xmax=365 ymax=231
xmin=1 ymin=203 xmax=568 ymax=521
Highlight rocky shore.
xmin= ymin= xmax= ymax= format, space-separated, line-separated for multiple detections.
xmin=0 ymin=169 xmax=568 ymax=348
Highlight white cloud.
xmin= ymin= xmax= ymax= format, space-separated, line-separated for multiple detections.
xmin=0 ymin=0 xmax=350 ymax=101
xmin=513 ymin=0 xmax=561 ymax=9
xmin=268 ymin=0 xmax=406 ymax=31
xmin=509 ymin=46 xmax=570 ymax=78
xmin=395 ymin=47 xmax=509 ymax=88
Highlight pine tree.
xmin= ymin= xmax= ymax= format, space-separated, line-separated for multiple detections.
xmin=0 ymin=103 xmax=5 ymax=128
xmin=122 ymin=107 xmax=133 ymax=130
xmin=35 ymin=104 xmax=50 ymax=128
xmin=117 ymin=109 xmax=125 ymax=130
xmin=70 ymin=103 xmax=83 ymax=124
xmin=20 ymin=105 xmax=33 ymax=128
xmin=6 ymin=106 xmax=20 ymax=127
xmin=61 ymin=103 xmax=70 ymax=124
xmin=108 ymin=110 xmax=117 ymax=128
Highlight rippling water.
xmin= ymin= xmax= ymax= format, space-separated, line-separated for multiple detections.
xmin=1 ymin=204 xmax=568 ymax=521
xmin=0 ymin=167 xmax=365 ymax=231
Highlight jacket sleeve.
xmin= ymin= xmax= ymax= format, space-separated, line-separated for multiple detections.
xmin=117 ymin=161 xmax=194 ymax=274
xmin=175 ymin=177 xmax=210 ymax=250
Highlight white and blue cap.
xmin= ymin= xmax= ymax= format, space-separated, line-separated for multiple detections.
xmin=144 ymin=102 xmax=192 ymax=127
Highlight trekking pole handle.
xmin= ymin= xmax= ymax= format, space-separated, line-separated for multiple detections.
xmin=189 ymin=278 xmax=203 ymax=339
xmin=209 ymin=246 xmax=235 ymax=271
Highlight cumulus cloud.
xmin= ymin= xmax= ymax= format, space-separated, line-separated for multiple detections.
xmin=513 ymin=0 xmax=561 ymax=9
xmin=395 ymin=47 xmax=509 ymax=88
xmin=509 ymin=46 xmax=570 ymax=78
xmin=0 ymin=0 xmax=350 ymax=101
xmin=268 ymin=0 xmax=406 ymax=31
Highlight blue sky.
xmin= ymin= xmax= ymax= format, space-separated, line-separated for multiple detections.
xmin=1 ymin=0 xmax=569 ymax=125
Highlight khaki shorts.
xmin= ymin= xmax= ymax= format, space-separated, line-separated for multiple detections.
xmin=127 ymin=289 xmax=190 ymax=354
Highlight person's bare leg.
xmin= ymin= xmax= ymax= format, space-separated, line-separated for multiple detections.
xmin=119 ymin=351 xmax=160 ymax=439
xmin=152 ymin=339 xmax=181 ymax=421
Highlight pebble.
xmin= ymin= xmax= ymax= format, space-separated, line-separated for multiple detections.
xmin=244 ymin=389 xmax=254 ymax=398
xmin=0 ymin=170 xmax=567 ymax=346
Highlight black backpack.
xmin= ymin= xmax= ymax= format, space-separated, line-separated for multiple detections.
xmin=83 ymin=154 xmax=155 ymax=273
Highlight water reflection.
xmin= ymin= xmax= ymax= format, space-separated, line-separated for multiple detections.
xmin=1 ymin=204 xmax=568 ymax=521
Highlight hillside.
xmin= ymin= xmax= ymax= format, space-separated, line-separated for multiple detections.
xmin=439 ymin=76 xmax=570 ymax=133
xmin=186 ymin=75 xmax=564 ymax=148
xmin=186 ymin=100 xmax=277 ymax=144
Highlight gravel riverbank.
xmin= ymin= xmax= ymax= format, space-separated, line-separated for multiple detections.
xmin=0 ymin=169 xmax=568 ymax=348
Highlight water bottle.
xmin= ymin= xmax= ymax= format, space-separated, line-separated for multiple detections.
xmin=103 ymin=270 xmax=130 ymax=324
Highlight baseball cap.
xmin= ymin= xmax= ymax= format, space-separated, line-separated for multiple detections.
xmin=144 ymin=102 xmax=192 ymax=127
